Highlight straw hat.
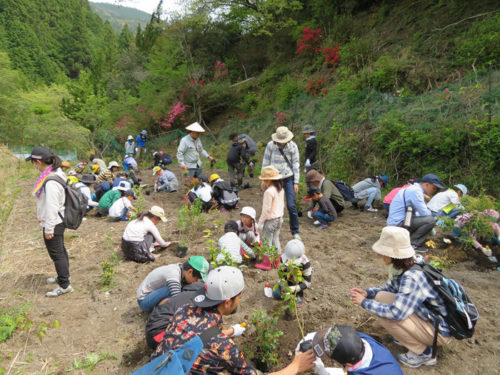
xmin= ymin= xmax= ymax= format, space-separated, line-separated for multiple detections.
xmin=259 ymin=166 xmax=283 ymax=180
xmin=372 ymin=227 xmax=415 ymax=259
xmin=271 ymin=126 xmax=294 ymax=143
xmin=186 ymin=122 xmax=205 ymax=133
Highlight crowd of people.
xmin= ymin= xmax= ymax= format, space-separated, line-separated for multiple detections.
xmin=25 ymin=122 xmax=495 ymax=374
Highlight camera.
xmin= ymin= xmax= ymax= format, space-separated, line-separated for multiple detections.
xmin=299 ymin=339 xmax=313 ymax=352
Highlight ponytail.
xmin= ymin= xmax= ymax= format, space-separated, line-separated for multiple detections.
xmin=42 ymin=154 xmax=62 ymax=169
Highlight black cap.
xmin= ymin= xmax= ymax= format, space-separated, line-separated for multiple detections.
xmin=25 ymin=147 xmax=51 ymax=162
xmin=420 ymin=174 xmax=445 ymax=190
xmin=312 ymin=325 xmax=365 ymax=365
xmin=224 ymin=220 xmax=238 ymax=233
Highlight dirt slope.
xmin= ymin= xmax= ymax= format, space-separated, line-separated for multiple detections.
xmin=0 ymin=167 xmax=499 ymax=374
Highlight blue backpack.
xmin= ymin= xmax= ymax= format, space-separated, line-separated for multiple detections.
xmin=413 ymin=263 xmax=479 ymax=357
xmin=331 ymin=180 xmax=356 ymax=202
xmin=132 ymin=326 xmax=219 ymax=375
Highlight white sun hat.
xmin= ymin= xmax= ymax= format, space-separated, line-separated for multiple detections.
xmin=185 ymin=122 xmax=205 ymax=133
xmin=372 ymin=227 xmax=415 ymax=259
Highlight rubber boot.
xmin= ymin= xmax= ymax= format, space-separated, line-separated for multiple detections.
xmin=272 ymin=255 xmax=281 ymax=269
xmin=255 ymin=254 xmax=272 ymax=271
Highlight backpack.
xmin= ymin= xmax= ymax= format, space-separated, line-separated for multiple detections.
xmin=332 ymin=180 xmax=356 ymax=202
xmin=44 ymin=175 xmax=88 ymax=230
xmin=413 ymin=263 xmax=479 ymax=356
xmin=132 ymin=326 xmax=219 ymax=375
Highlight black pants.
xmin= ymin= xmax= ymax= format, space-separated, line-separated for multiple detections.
xmin=43 ymin=223 xmax=70 ymax=288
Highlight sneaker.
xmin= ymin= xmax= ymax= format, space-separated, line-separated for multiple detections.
xmin=296 ymin=295 xmax=305 ymax=307
xmin=293 ymin=234 xmax=302 ymax=241
xmin=46 ymin=276 xmax=71 ymax=284
xmin=319 ymin=224 xmax=328 ymax=229
xmin=364 ymin=206 xmax=378 ymax=212
xmin=413 ymin=246 xmax=428 ymax=253
xmin=313 ymin=220 xmax=320 ymax=226
xmin=46 ymin=285 xmax=73 ymax=297
xmin=398 ymin=350 xmax=437 ymax=368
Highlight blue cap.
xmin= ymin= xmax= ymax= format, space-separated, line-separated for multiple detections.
xmin=421 ymin=174 xmax=445 ymax=190
xmin=141 ymin=130 xmax=148 ymax=135
xmin=379 ymin=174 xmax=389 ymax=186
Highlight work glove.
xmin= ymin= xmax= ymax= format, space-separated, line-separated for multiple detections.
xmin=295 ymin=333 xmax=344 ymax=375
xmin=249 ymin=161 xmax=254 ymax=168
xmin=231 ymin=324 xmax=246 ymax=337
xmin=307 ymin=210 xmax=313 ymax=220
xmin=305 ymin=159 xmax=311 ymax=168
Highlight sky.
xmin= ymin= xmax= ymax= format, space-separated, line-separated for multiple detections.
xmin=89 ymin=0 xmax=185 ymax=15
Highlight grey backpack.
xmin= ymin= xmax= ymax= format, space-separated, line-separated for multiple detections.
xmin=44 ymin=175 xmax=88 ymax=230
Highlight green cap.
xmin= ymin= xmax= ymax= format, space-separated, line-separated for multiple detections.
xmin=188 ymin=256 xmax=210 ymax=280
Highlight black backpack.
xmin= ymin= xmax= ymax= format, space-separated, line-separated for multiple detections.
xmin=332 ymin=180 xmax=356 ymax=202
xmin=413 ymin=263 xmax=479 ymax=356
xmin=44 ymin=175 xmax=88 ymax=230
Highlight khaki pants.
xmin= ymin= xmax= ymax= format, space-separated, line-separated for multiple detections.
xmin=374 ymin=291 xmax=452 ymax=354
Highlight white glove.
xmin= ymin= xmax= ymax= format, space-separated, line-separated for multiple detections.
xmin=249 ymin=162 xmax=254 ymax=168
xmin=295 ymin=332 xmax=317 ymax=353
xmin=305 ymin=159 xmax=311 ymax=167
xmin=307 ymin=210 xmax=313 ymax=220
xmin=314 ymin=359 xmax=344 ymax=375
xmin=231 ymin=324 xmax=246 ymax=337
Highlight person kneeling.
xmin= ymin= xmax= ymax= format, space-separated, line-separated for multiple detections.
xmin=350 ymin=227 xmax=452 ymax=368
xmin=309 ymin=186 xmax=337 ymax=229
xmin=217 ymin=221 xmax=256 ymax=265
xmin=121 ymin=206 xmax=171 ymax=263
xmin=108 ymin=189 xmax=136 ymax=221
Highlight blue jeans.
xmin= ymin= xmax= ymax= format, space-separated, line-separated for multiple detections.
xmin=272 ymin=284 xmax=303 ymax=301
xmin=432 ymin=208 xmax=460 ymax=219
xmin=137 ymin=286 xmax=172 ymax=313
xmin=283 ymin=176 xmax=299 ymax=235
xmin=188 ymin=168 xmax=203 ymax=178
xmin=111 ymin=207 xmax=130 ymax=221
xmin=383 ymin=203 xmax=390 ymax=212
xmin=313 ymin=211 xmax=335 ymax=226
xmin=364 ymin=187 xmax=378 ymax=208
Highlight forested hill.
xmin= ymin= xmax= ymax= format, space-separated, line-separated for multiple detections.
xmin=89 ymin=2 xmax=150 ymax=33
xmin=0 ymin=0 xmax=498 ymax=194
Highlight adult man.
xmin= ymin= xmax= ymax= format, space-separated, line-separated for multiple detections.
xmin=262 ymin=126 xmax=301 ymax=239
xmin=387 ymin=174 xmax=444 ymax=252
xmin=153 ymin=266 xmax=315 ymax=374
xmin=153 ymin=166 xmax=178 ymax=192
xmin=135 ymin=130 xmax=148 ymax=160
xmin=305 ymin=169 xmax=345 ymax=214
xmin=124 ymin=135 xmax=136 ymax=156
xmin=238 ymin=133 xmax=258 ymax=177
xmin=177 ymin=122 xmax=215 ymax=180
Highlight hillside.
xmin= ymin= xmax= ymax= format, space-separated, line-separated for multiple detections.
xmin=89 ymin=2 xmax=150 ymax=33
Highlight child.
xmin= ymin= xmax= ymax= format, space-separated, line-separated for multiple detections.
xmin=226 ymin=134 xmax=250 ymax=190
xmin=188 ymin=176 xmax=214 ymax=212
xmin=97 ymin=180 xmax=131 ymax=216
xmin=66 ymin=170 xmax=79 ymax=185
xmin=427 ymin=184 xmax=467 ymax=218
xmin=217 ymin=221 xmax=256 ymax=264
xmin=298 ymin=324 xmax=403 ymax=375
xmin=108 ymin=189 xmax=137 ymax=221
xmin=237 ymin=206 xmax=260 ymax=247
xmin=74 ymin=160 xmax=89 ymax=174
xmin=255 ymin=166 xmax=284 ymax=271
xmin=136 ymin=256 xmax=209 ymax=313
xmin=74 ymin=174 xmax=98 ymax=212
xmin=124 ymin=135 xmax=136 ymax=156
xmin=273 ymin=239 xmax=312 ymax=306
xmin=309 ymin=186 xmax=337 ymax=229
xmin=210 ymin=173 xmax=240 ymax=211
xmin=153 ymin=166 xmax=178 ymax=192
xmin=123 ymin=154 xmax=139 ymax=172
xmin=121 ymin=206 xmax=171 ymax=263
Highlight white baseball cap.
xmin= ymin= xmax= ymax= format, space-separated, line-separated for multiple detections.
xmin=114 ymin=180 xmax=132 ymax=192
xmin=240 ymin=206 xmax=256 ymax=221
xmin=282 ymin=239 xmax=305 ymax=264
xmin=193 ymin=266 xmax=244 ymax=307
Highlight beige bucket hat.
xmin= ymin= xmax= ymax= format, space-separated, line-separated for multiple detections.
xmin=372 ymin=226 xmax=415 ymax=259
xmin=271 ymin=126 xmax=294 ymax=143
xmin=149 ymin=206 xmax=168 ymax=222
xmin=185 ymin=122 xmax=205 ymax=133
xmin=259 ymin=165 xmax=283 ymax=180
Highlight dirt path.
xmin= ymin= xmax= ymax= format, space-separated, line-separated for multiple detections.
xmin=0 ymin=167 xmax=499 ymax=374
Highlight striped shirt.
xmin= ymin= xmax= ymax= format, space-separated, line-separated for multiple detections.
xmin=262 ymin=141 xmax=300 ymax=184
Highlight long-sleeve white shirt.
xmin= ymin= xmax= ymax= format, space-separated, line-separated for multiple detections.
xmin=122 ymin=216 xmax=168 ymax=246
xmin=36 ymin=168 xmax=66 ymax=234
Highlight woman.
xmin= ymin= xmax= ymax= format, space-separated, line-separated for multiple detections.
xmin=350 ymin=226 xmax=451 ymax=368
xmin=121 ymin=206 xmax=171 ymax=263
xmin=26 ymin=147 xmax=73 ymax=297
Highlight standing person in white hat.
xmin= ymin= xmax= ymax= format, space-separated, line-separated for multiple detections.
xmin=124 ymin=135 xmax=136 ymax=156
xmin=177 ymin=122 xmax=215 ymax=181
xmin=262 ymin=126 xmax=301 ymax=240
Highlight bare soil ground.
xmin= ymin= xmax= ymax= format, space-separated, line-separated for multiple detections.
xmin=1 ymin=166 xmax=499 ymax=374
